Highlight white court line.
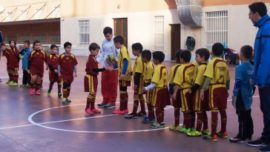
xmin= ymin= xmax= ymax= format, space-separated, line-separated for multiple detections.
xmin=0 ymin=95 xmax=260 ymax=132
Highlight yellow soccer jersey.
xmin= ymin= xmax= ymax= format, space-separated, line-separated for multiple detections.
xmin=173 ymin=63 xmax=195 ymax=89
xmin=194 ymin=63 xmax=207 ymax=86
xmin=143 ymin=61 xmax=154 ymax=82
xmin=168 ymin=64 xmax=180 ymax=84
xmin=133 ymin=55 xmax=143 ymax=74
xmin=118 ymin=45 xmax=132 ymax=81
xmin=204 ymin=57 xmax=230 ymax=85
xmin=151 ymin=64 xmax=168 ymax=88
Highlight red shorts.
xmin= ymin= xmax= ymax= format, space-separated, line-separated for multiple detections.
xmin=180 ymin=89 xmax=193 ymax=112
xmin=209 ymin=85 xmax=228 ymax=110
xmin=84 ymin=75 xmax=98 ymax=93
xmin=61 ymin=75 xmax=74 ymax=84
xmin=119 ymin=80 xmax=131 ymax=88
xmin=49 ymin=70 xmax=60 ymax=82
xmin=155 ymin=87 xmax=171 ymax=108
xmin=193 ymin=90 xmax=209 ymax=112
xmin=30 ymin=69 xmax=44 ymax=77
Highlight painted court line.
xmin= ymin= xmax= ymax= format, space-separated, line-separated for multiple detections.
xmin=0 ymin=96 xmax=260 ymax=133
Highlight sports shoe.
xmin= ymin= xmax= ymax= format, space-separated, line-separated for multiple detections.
xmin=260 ymin=145 xmax=270 ymax=152
xmin=47 ymin=91 xmax=51 ymax=96
xmin=151 ymin=122 xmax=165 ymax=129
xmin=217 ymin=131 xmax=228 ymax=139
xmin=29 ymin=88 xmax=35 ymax=96
xmin=9 ymin=81 xmax=18 ymax=86
xmin=58 ymin=93 xmax=62 ymax=98
xmin=113 ymin=109 xmax=121 ymax=114
xmin=6 ymin=81 xmax=11 ymax=85
xmin=169 ymin=125 xmax=182 ymax=132
xmin=179 ymin=127 xmax=190 ymax=134
xmin=92 ymin=108 xmax=102 ymax=114
xmin=104 ymin=103 xmax=116 ymax=109
xmin=62 ymin=98 xmax=70 ymax=105
xmin=119 ymin=109 xmax=129 ymax=115
xmin=142 ymin=117 xmax=155 ymax=124
xmin=36 ymin=89 xmax=41 ymax=95
xmin=202 ymin=129 xmax=211 ymax=136
xmin=98 ymin=103 xmax=107 ymax=108
xmin=137 ymin=111 xmax=146 ymax=117
xmin=204 ymin=133 xmax=218 ymax=142
xmin=124 ymin=113 xmax=138 ymax=119
xmin=248 ymin=138 xmax=269 ymax=147
xmin=85 ymin=108 xmax=94 ymax=115
xmin=187 ymin=130 xmax=202 ymax=137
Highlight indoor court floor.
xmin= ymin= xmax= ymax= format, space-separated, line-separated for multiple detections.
xmin=0 ymin=57 xmax=262 ymax=152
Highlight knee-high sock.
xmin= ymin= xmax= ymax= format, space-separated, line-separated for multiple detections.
xmin=202 ymin=111 xmax=208 ymax=130
xmin=174 ymin=108 xmax=180 ymax=127
xmin=132 ymin=100 xmax=139 ymax=114
xmin=58 ymin=83 xmax=62 ymax=94
xmin=183 ymin=112 xmax=192 ymax=128
xmin=147 ymin=103 xmax=155 ymax=120
xmin=156 ymin=107 xmax=164 ymax=124
xmin=211 ymin=111 xmax=218 ymax=135
xmin=196 ymin=112 xmax=203 ymax=131
xmin=120 ymin=92 xmax=128 ymax=111
xmin=220 ymin=110 xmax=227 ymax=133
xmin=48 ymin=81 xmax=54 ymax=92
xmin=191 ymin=111 xmax=196 ymax=128
xmin=139 ymin=98 xmax=146 ymax=113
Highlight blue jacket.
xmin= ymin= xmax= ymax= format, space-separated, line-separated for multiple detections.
xmin=21 ymin=48 xmax=31 ymax=70
xmin=253 ymin=14 xmax=270 ymax=87
xmin=233 ymin=61 xmax=254 ymax=110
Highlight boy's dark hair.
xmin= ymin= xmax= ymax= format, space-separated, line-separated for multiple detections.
xmin=50 ymin=44 xmax=58 ymax=50
xmin=113 ymin=35 xmax=124 ymax=44
xmin=64 ymin=42 xmax=72 ymax=48
xmin=249 ymin=2 xmax=267 ymax=17
xmin=196 ymin=48 xmax=210 ymax=61
xmin=103 ymin=27 xmax=113 ymax=35
xmin=175 ymin=49 xmax=184 ymax=63
xmin=142 ymin=50 xmax=152 ymax=61
xmin=89 ymin=42 xmax=100 ymax=51
xmin=9 ymin=40 xmax=16 ymax=45
xmin=33 ymin=40 xmax=40 ymax=47
xmin=132 ymin=43 xmax=143 ymax=52
xmin=240 ymin=45 xmax=253 ymax=59
xmin=24 ymin=40 xmax=30 ymax=46
xmin=212 ymin=43 xmax=224 ymax=57
xmin=153 ymin=51 xmax=165 ymax=63
xmin=180 ymin=50 xmax=191 ymax=62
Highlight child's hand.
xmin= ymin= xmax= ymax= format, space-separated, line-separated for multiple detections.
xmin=54 ymin=69 xmax=58 ymax=73
xmin=46 ymin=66 xmax=49 ymax=71
xmin=172 ymin=92 xmax=177 ymax=101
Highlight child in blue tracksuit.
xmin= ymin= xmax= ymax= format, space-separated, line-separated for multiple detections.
xmin=20 ymin=40 xmax=31 ymax=87
xmin=230 ymin=45 xmax=255 ymax=143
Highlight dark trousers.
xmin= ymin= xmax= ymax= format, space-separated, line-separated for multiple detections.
xmin=236 ymin=91 xmax=253 ymax=139
xmin=259 ymin=87 xmax=270 ymax=141
xmin=22 ymin=70 xmax=31 ymax=85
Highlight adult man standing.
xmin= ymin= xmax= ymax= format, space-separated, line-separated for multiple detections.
xmin=97 ymin=27 xmax=118 ymax=109
xmin=247 ymin=2 xmax=270 ymax=152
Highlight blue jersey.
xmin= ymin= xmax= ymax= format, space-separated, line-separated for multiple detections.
xmin=233 ymin=61 xmax=254 ymax=110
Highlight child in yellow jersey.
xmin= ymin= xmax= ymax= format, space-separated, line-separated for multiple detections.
xmin=201 ymin=43 xmax=230 ymax=141
xmin=112 ymin=36 xmax=132 ymax=115
xmin=187 ymin=48 xmax=210 ymax=137
xmin=172 ymin=51 xmax=195 ymax=135
xmin=144 ymin=51 xmax=170 ymax=128
xmin=125 ymin=43 xmax=146 ymax=119
xmin=168 ymin=50 xmax=182 ymax=132
xmin=141 ymin=50 xmax=155 ymax=124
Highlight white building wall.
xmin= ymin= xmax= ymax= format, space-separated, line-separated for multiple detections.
xmin=60 ymin=9 xmax=203 ymax=60
xmin=203 ymin=3 xmax=270 ymax=52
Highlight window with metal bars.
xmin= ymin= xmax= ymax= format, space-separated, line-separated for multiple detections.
xmin=154 ymin=16 xmax=164 ymax=51
xmin=79 ymin=20 xmax=90 ymax=45
xmin=205 ymin=10 xmax=228 ymax=49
